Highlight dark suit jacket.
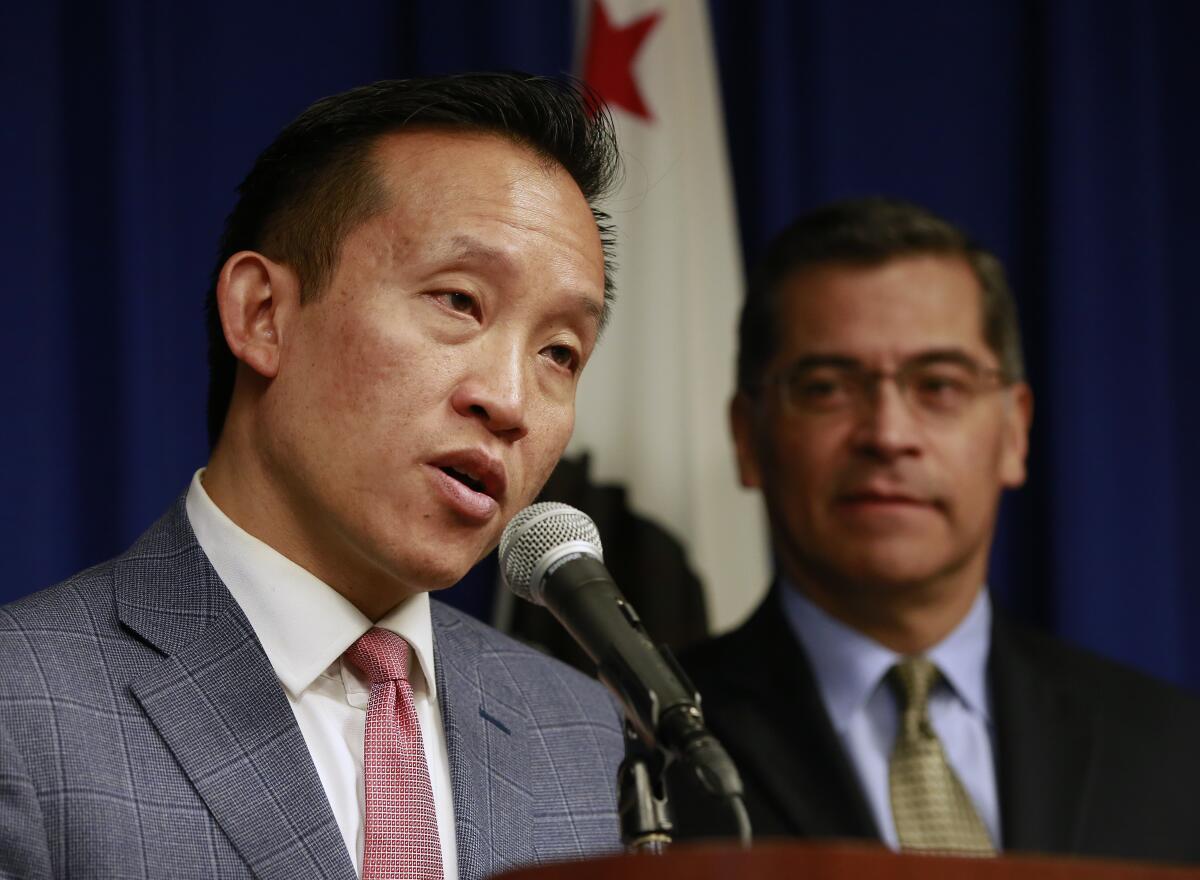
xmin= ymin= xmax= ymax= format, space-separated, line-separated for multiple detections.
xmin=669 ymin=587 xmax=1200 ymax=864
xmin=0 ymin=498 xmax=625 ymax=879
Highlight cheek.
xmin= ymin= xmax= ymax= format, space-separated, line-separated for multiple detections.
xmin=754 ymin=435 xmax=835 ymax=535
xmin=315 ymin=313 xmax=445 ymax=421
xmin=519 ymin=399 xmax=576 ymax=497
xmin=765 ymin=429 xmax=839 ymax=495
xmin=939 ymin=428 xmax=1007 ymax=515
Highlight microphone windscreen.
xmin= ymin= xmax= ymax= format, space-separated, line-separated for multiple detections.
xmin=499 ymin=502 xmax=603 ymax=602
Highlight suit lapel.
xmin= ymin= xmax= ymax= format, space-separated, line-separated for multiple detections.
xmin=432 ymin=601 xmax=533 ymax=880
xmin=990 ymin=614 xmax=1095 ymax=854
xmin=117 ymin=501 xmax=355 ymax=880
xmin=705 ymin=591 xmax=879 ymax=839
xmin=702 ymin=591 xmax=1099 ymax=852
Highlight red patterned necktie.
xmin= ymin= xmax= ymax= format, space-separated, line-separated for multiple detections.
xmin=345 ymin=627 xmax=444 ymax=880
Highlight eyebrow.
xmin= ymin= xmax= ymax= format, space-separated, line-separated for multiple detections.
xmin=905 ymin=349 xmax=993 ymax=370
xmin=442 ymin=235 xmax=516 ymax=274
xmin=442 ymin=235 xmax=604 ymax=331
xmin=786 ymin=354 xmax=862 ymax=372
xmin=564 ymin=291 xmax=605 ymax=332
xmin=787 ymin=348 xmax=991 ymax=371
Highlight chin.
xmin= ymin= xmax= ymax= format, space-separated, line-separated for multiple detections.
xmin=402 ymin=557 xmax=476 ymax=592
xmin=369 ymin=501 xmax=495 ymax=572
xmin=409 ymin=539 xmax=496 ymax=591
xmin=827 ymin=543 xmax=952 ymax=591
xmin=849 ymin=567 xmax=945 ymax=593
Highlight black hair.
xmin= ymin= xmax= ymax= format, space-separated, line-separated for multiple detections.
xmin=737 ymin=197 xmax=1024 ymax=392
xmin=205 ymin=72 xmax=620 ymax=447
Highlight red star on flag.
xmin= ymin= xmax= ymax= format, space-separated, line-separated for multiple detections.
xmin=581 ymin=0 xmax=662 ymax=121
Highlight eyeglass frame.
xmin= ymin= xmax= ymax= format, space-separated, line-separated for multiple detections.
xmin=753 ymin=349 xmax=1015 ymax=420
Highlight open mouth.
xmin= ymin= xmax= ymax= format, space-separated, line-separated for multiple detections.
xmin=428 ymin=449 xmax=506 ymax=505
xmin=440 ymin=465 xmax=488 ymax=495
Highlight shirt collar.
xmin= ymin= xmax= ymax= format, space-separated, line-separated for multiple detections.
xmin=927 ymin=588 xmax=992 ymax=721
xmin=779 ymin=579 xmax=992 ymax=730
xmin=184 ymin=469 xmax=437 ymax=700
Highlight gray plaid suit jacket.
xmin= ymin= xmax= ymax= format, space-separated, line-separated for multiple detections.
xmin=0 ymin=498 xmax=625 ymax=879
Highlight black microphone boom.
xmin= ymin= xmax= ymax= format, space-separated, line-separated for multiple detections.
xmin=499 ymin=502 xmax=745 ymax=807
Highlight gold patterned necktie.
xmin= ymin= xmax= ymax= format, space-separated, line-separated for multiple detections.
xmin=888 ymin=657 xmax=994 ymax=856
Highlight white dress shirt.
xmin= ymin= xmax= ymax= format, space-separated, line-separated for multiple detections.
xmin=780 ymin=582 xmax=1000 ymax=849
xmin=185 ymin=471 xmax=459 ymax=878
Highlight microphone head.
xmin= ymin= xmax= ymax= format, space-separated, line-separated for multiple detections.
xmin=499 ymin=502 xmax=603 ymax=605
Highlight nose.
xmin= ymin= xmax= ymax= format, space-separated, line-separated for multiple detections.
xmin=849 ymin=378 xmax=922 ymax=461
xmin=450 ymin=343 xmax=529 ymax=441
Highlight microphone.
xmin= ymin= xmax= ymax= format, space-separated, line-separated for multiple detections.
xmin=499 ymin=502 xmax=744 ymax=807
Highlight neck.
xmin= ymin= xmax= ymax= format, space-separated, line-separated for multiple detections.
xmin=785 ymin=566 xmax=984 ymax=655
xmin=203 ymin=426 xmax=409 ymax=622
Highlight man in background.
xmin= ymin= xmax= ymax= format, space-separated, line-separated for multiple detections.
xmin=672 ymin=198 xmax=1200 ymax=863
xmin=0 ymin=74 xmax=626 ymax=879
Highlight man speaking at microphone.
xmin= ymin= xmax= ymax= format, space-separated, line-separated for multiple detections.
xmin=0 ymin=74 xmax=626 ymax=879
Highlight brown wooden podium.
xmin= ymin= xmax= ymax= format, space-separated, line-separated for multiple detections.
xmin=494 ymin=842 xmax=1200 ymax=879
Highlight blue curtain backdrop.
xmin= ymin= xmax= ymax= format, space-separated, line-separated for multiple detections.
xmin=2 ymin=0 xmax=1198 ymax=692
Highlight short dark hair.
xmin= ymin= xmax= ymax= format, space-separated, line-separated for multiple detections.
xmin=737 ymin=197 xmax=1024 ymax=392
xmin=205 ymin=73 xmax=621 ymax=447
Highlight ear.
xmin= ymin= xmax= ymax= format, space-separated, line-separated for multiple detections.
xmin=999 ymin=381 xmax=1034 ymax=488
xmin=730 ymin=391 xmax=764 ymax=489
xmin=215 ymin=250 xmax=300 ymax=379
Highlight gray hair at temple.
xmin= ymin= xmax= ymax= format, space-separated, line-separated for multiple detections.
xmin=736 ymin=197 xmax=1025 ymax=393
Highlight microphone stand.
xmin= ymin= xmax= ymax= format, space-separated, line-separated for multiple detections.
xmin=618 ymin=722 xmax=673 ymax=853
xmin=614 ymin=657 xmax=753 ymax=853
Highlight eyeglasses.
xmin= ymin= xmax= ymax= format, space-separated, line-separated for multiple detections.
xmin=761 ymin=354 xmax=1010 ymax=420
